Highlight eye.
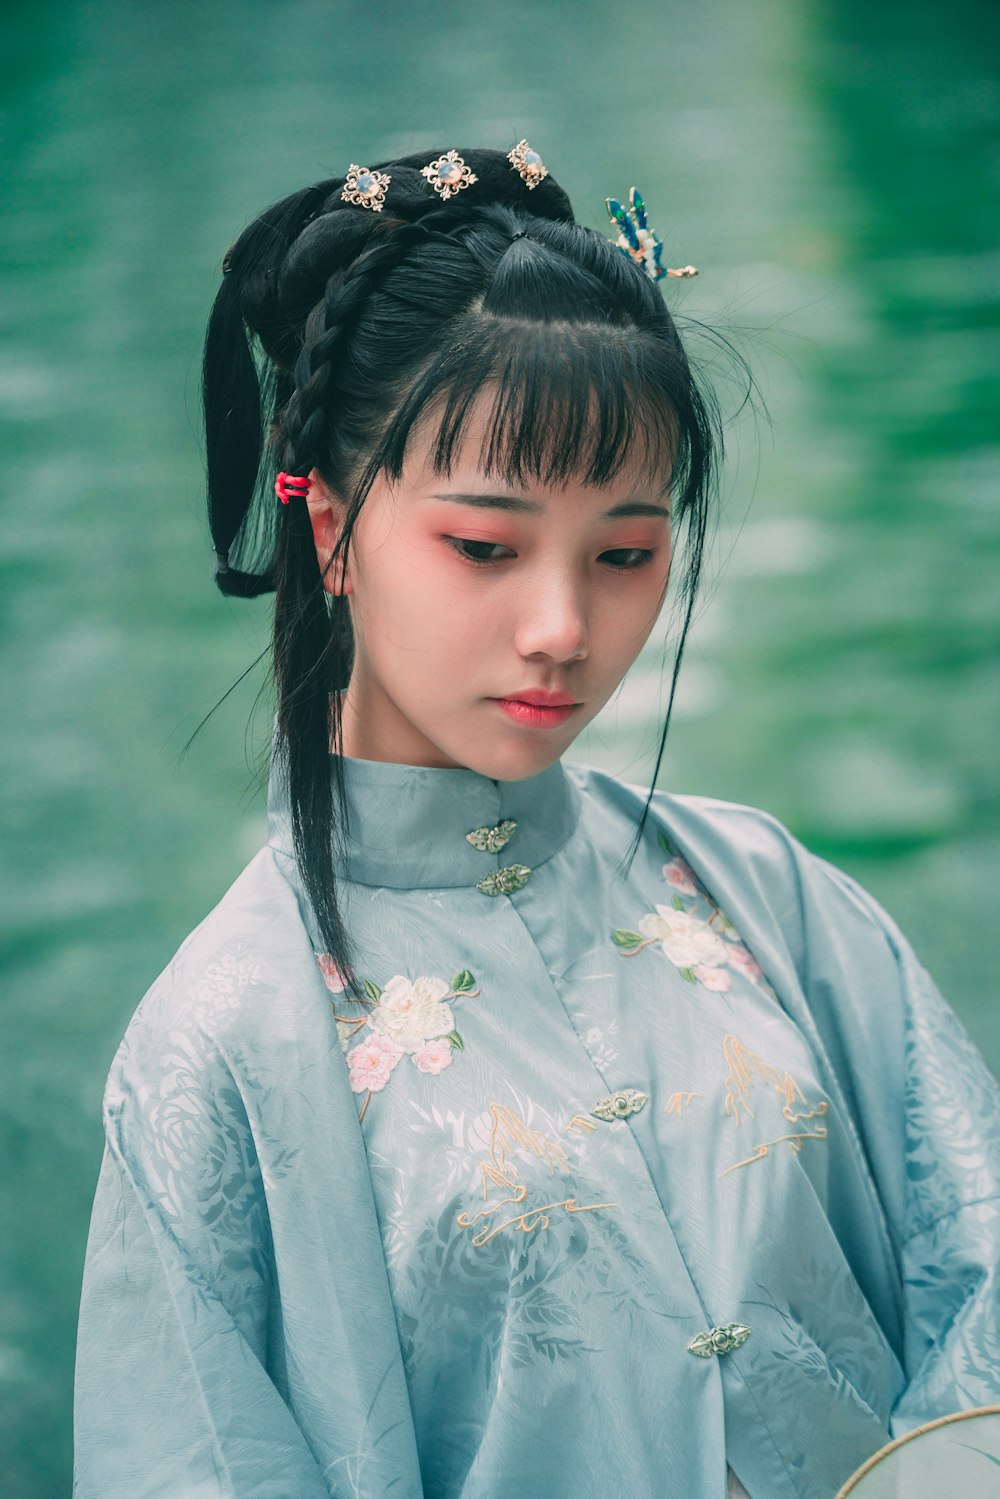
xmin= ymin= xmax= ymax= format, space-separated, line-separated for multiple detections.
xmin=444 ymin=537 xmax=514 ymax=565
xmin=601 ymin=548 xmax=656 ymax=571
xmin=444 ymin=537 xmax=657 ymax=571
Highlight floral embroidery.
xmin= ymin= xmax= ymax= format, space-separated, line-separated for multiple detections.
xmin=347 ymin=1032 xmax=403 ymax=1093
xmin=637 ymin=906 xmax=729 ymax=969
xmin=370 ymin=974 xmax=456 ymax=1052
xmin=456 ymin=1103 xmax=618 ymax=1248
xmin=694 ymin=964 xmax=731 ymax=992
xmin=315 ymin=957 xmax=479 ymax=1122
xmin=610 ymin=831 xmax=775 ymax=995
xmin=413 ymin=1037 xmax=454 ymax=1074
xmin=663 ymin=854 xmax=699 ymax=895
xmin=582 ymin=1019 xmax=621 ymax=1072
xmin=727 ymin=945 xmax=764 ymax=982
xmin=185 ymin=946 xmax=263 ymax=1034
xmin=317 ymin=953 xmax=346 ymax=993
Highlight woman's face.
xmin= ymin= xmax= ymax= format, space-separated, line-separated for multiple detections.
xmin=308 ymin=391 xmax=673 ymax=776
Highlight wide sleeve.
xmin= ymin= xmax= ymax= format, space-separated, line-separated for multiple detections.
xmin=795 ymin=853 xmax=1000 ymax=1435
xmin=72 ymin=979 xmax=330 ymax=1499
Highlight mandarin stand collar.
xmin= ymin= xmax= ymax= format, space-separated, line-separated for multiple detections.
xmin=267 ymin=748 xmax=583 ymax=890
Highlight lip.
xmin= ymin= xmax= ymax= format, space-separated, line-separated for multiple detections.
xmin=491 ymin=697 xmax=581 ymax=728
xmin=500 ymin=689 xmax=581 ymax=707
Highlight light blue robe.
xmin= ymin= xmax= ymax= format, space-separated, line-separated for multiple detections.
xmin=73 ymin=751 xmax=1000 ymax=1498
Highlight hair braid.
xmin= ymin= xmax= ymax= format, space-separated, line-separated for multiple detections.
xmin=273 ymin=205 xmax=480 ymax=1003
xmin=278 ymin=207 xmax=460 ymax=476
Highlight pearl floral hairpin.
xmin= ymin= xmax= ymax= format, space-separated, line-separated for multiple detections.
xmin=341 ymin=164 xmax=392 ymax=212
xmin=506 ymin=139 xmax=548 ymax=189
xmin=420 ymin=149 xmax=479 ymax=200
xmin=605 ymin=186 xmax=697 ymax=282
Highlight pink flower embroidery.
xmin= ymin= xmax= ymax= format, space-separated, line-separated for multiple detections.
xmin=316 ymin=953 xmax=346 ymax=993
xmin=728 ymin=945 xmax=764 ymax=980
xmin=346 ymin=1033 xmax=403 ymax=1094
xmin=412 ymin=1038 xmax=454 ymax=1074
xmin=693 ymin=964 xmax=731 ymax=991
xmin=662 ymin=857 xmax=699 ymax=896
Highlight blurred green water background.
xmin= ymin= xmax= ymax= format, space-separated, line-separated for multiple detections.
xmin=2 ymin=0 xmax=998 ymax=1492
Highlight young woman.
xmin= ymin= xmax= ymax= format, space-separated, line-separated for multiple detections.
xmin=73 ymin=143 xmax=1000 ymax=1499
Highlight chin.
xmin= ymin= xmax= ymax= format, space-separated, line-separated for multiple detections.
xmin=462 ymin=734 xmax=568 ymax=783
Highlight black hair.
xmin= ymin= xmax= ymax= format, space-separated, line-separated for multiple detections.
xmin=202 ymin=144 xmax=724 ymax=1005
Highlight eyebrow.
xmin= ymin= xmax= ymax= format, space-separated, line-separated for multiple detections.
xmin=428 ymin=492 xmax=671 ymax=519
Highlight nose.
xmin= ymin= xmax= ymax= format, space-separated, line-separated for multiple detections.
xmin=513 ymin=570 xmax=589 ymax=664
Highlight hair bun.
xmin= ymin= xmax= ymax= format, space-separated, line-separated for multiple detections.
xmin=277 ymin=208 xmax=377 ymax=318
xmin=390 ymin=147 xmax=574 ymax=222
xmin=272 ymin=147 xmax=574 ymax=330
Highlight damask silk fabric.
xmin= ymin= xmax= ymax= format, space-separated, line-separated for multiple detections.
xmin=73 ymin=752 xmax=1000 ymax=1498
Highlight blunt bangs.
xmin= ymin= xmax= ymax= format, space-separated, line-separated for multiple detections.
xmin=354 ymin=311 xmax=713 ymax=515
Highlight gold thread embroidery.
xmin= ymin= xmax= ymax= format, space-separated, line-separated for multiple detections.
xmin=460 ymin=1196 xmax=620 ymax=1248
xmin=564 ymin=1114 xmax=597 ymax=1135
xmin=718 ymin=1033 xmax=829 ymax=1176
xmin=457 ymin=1102 xmax=617 ymax=1247
xmin=475 ymin=1103 xmax=568 ymax=1193
xmin=783 ymin=1099 xmax=829 ymax=1124
xmin=722 ymin=1033 xmax=805 ymax=1127
xmin=664 ymin=1090 xmax=703 ymax=1116
xmin=718 ymin=1127 xmax=829 ymax=1178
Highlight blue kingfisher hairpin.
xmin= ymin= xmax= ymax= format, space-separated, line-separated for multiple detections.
xmin=605 ymin=187 xmax=697 ymax=282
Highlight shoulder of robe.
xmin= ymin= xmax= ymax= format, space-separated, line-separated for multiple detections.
xmin=572 ymin=762 xmax=808 ymax=893
xmin=569 ymin=762 xmax=909 ymax=986
xmin=103 ymin=842 xmax=326 ymax=1113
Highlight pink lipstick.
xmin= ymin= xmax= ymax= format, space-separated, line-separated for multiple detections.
xmin=490 ymin=692 xmax=581 ymax=728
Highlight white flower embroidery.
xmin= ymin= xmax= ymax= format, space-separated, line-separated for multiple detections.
xmin=315 ymin=959 xmax=480 ymax=1123
xmin=638 ymin=905 xmax=729 ymax=969
xmin=369 ymin=974 xmax=456 ymax=1054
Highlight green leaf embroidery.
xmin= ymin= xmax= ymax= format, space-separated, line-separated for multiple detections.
xmin=656 ymin=830 xmax=672 ymax=854
xmin=362 ymin=978 xmax=383 ymax=1003
xmin=445 ymin=1030 xmax=465 ymax=1051
xmin=612 ymin=928 xmax=643 ymax=947
xmin=451 ymin=969 xmax=476 ymax=992
xmin=672 ymin=894 xmax=686 ymax=911
xmin=678 ymin=967 xmax=698 ymax=983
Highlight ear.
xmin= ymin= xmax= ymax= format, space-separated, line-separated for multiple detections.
xmin=305 ymin=468 xmax=352 ymax=596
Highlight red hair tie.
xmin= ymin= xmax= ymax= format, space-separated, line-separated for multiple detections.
xmin=275 ymin=472 xmax=311 ymax=505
